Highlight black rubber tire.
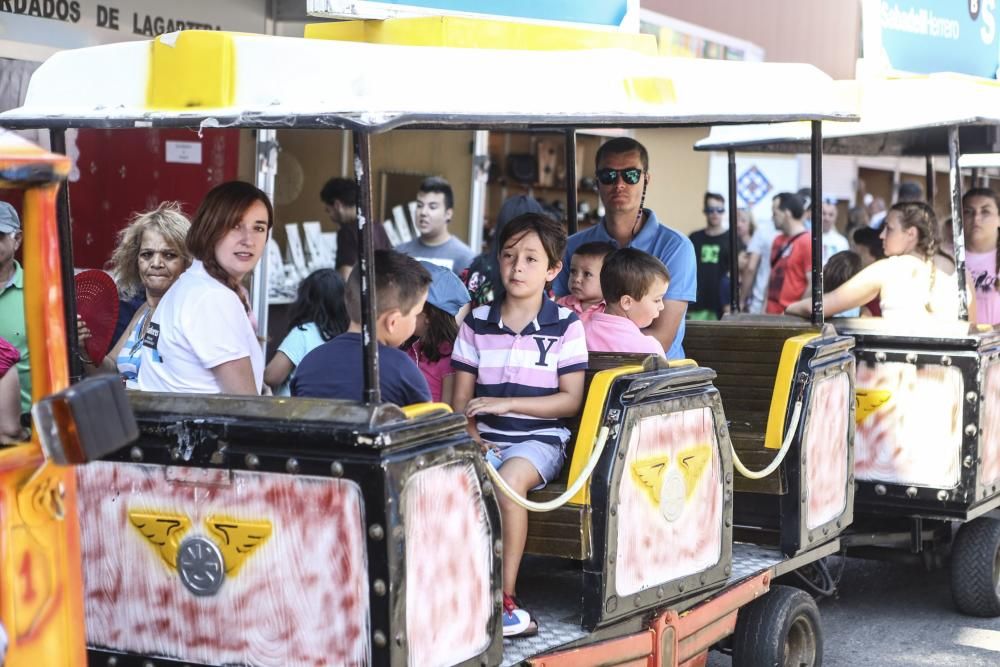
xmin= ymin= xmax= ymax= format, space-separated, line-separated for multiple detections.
xmin=732 ymin=584 xmax=822 ymax=667
xmin=951 ymin=517 xmax=1000 ymax=617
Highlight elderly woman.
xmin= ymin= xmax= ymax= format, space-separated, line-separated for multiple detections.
xmin=78 ymin=202 xmax=191 ymax=386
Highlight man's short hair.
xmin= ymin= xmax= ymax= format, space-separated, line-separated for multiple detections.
xmin=898 ymin=181 xmax=924 ymax=202
xmin=774 ymin=192 xmax=805 ymax=220
xmin=346 ymin=250 xmax=431 ymax=323
xmin=572 ymin=241 xmax=615 ymax=262
xmin=498 ymin=212 xmax=566 ymax=270
xmin=600 ymin=248 xmax=671 ymax=305
xmin=704 ymin=192 xmax=725 ymax=209
xmin=320 ymin=178 xmax=358 ymax=207
xmin=595 ymin=137 xmax=649 ymax=171
xmin=418 ymin=176 xmax=454 ymax=210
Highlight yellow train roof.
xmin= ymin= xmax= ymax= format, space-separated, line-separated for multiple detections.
xmin=0 ymin=29 xmax=856 ymax=131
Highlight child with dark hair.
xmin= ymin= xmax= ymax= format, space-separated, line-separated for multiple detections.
xmin=292 ymin=250 xmax=433 ymax=405
xmin=406 ymin=262 xmax=471 ymax=403
xmin=556 ymin=241 xmax=615 ymax=322
xmin=451 ymin=212 xmax=588 ymax=638
xmin=822 ymin=251 xmax=863 ymax=317
xmin=585 ymin=248 xmax=669 ymax=355
xmin=264 ymin=269 xmax=350 ymax=395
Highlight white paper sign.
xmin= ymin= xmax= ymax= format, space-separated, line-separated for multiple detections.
xmin=165 ymin=140 xmax=202 ymax=164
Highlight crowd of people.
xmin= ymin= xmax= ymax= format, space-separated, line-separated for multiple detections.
xmin=2 ymin=137 xmax=1000 ymax=639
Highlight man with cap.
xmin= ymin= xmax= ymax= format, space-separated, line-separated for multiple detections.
xmin=407 ymin=261 xmax=471 ymax=403
xmin=0 ymin=202 xmax=28 ymax=416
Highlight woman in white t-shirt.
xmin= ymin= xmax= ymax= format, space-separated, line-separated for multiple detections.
xmin=137 ymin=181 xmax=273 ymax=395
xmin=786 ymin=201 xmax=966 ymax=322
xmin=962 ymin=188 xmax=1000 ymax=326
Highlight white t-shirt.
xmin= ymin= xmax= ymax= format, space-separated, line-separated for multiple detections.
xmin=747 ymin=223 xmax=777 ymax=314
xmin=137 ymin=260 xmax=264 ymax=394
xmin=877 ymin=255 xmax=960 ymax=321
xmin=822 ymin=230 xmax=849 ymax=266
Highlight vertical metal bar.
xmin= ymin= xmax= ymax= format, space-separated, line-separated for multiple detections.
xmin=251 ymin=129 xmax=278 ymax=351
xmin=565 ymin=129 xmax=578 ymax=235
xmin=727 ymin=149 xmax=739 ymax=313
xmin=810 ymin=121 xmax=824 ymax=327
xmin=948 ymin=126 xmax=970 ymax=322
xmin=49 ymin=129 xmax=83 ymax=382
xmin=468 ymin=130 xmax=489 ymax=254
xmin=925 ymin=155 xmax=934 ymax=207
xmin=354 ymin=131 xmax=381 ymax=404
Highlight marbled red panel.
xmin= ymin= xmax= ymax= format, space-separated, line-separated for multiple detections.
xmin=804 ymin=373 xmax=850 ymax=529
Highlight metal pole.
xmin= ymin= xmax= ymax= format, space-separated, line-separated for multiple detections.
xmin=354 ymin=131 xmax=381 ymax=404
xmin=810 ymin=121 xmax=824 ymax=327
xmin=251 ymin=129 xmax=278 ymax=351
xmin=948 ymin=126 xmax=970 ymax=322
xmin=468 ymin=130 xmax=489 ymax=254
xmin=565 ymin=129 xmax=578 ymax=235
xmin=727 ymin=149 xmax=739 ymax=313
xmin=925 ymin=155 xmax=935 ymax=207
xmin=49 ymin=129 xmax=83 ymax=382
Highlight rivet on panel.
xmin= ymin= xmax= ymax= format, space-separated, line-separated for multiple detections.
xmin=606 ymin=596 xmax=618 ymax=612
xmin=143 ymin=661 xmax=154 ymax=667
xmin=822 ymin=526 xmax=829 ymax=535
xmin=397 ymin=633 xmax=406 ymax=647
xmin=373 ymin=630 xmax=387 ymax=648
xmin=937 ymin=490 xmax=949 ymax=502
xmin=808 ymin=534 xmax=815 ymax=542
xmin=494 ymin=540 xmax=503 ymax=556
xmin=965 ymin=424 xmax=978 ymax=437
xmin=906 ymin=487 xmax=918 ymax=498
xmin=836 ymin=520 xmax=842 ymax=529
xmin=964 ymin=456 xmax=974 ymax=469
xmin=130 ymin=446 xmax=143 ymax=462
xmin=330 ymin=461 xmax=344 ymax=477
xmin=678 ymin=583 xmax=685 ymax=593
xmin=634 ymin=595 xmax=641 ymax=607
xmin=373 ymin=579 xmax=387 ymax=596
xmin=286 ymin=458 xmax=300 ymax=474
xmin=724 ymin=565 xmax=732 ymax=575
xmin=941 ymin=355 xmax=952 ymax=366
xmin=657 ymin=586 xmax=665 ymax=598
xmin=875 ymin=484 xmax=887 ymax=496
xmin=368 ymin=524 xmax=385 ymax=541
xmin=967 ymin=391 xmax=979 ymax=403
xmin=906 ymin=353 xmax=917 ymax=364
xmin=875 ymin=352 xmax=887 ymax=362
xmin=848 ymin=475 xmax=855 ymax=484
xmin=244 ymin=453 xmax=259 ymax=470
xmin=416 ymin=456 xmax=427 ymax=468
xmin=610 ymin=507 xmax=617 ymax=516
xmin=107 ymin=659 xmax=118 ymax=667
xmin=483 ymin=481 xmax=494 ymax=497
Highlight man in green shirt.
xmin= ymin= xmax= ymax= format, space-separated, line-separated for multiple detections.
xmin=0 ymin=202 xmax=28 ymax=415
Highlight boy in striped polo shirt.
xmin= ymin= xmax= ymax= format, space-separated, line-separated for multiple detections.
xmin=452 ymin=212 xmax=588 ymax=638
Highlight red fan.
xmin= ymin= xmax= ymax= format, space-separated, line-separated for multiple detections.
xmin=74 ymin=269 xmax=120 ymax=364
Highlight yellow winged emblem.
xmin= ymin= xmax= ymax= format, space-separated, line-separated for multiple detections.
xmin=630 ymin=455 xmax=669 ymax=507
xmin=128 ymin=511 xmax=192 ymax=570
xmin=205 ymin=516 xmax=273 ymax=575
xmin=630 ymin=444 xmax=713 ymax=516
xmin=855 ymin=389 xmax=892 ymax=424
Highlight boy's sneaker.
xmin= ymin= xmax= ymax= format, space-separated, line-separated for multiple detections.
xmin=502 ymin=593 xmax=538 ymax=638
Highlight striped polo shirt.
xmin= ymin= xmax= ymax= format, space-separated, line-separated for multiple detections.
xmin=452 ymin=297 xmax=588 ymax=449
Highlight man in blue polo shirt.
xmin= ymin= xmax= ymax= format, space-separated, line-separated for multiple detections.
xmin=554 ymin=138 xmax=696 ymax=359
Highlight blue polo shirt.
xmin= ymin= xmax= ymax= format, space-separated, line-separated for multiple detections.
xmin=554 ymin=209 xmax=696 ymax=359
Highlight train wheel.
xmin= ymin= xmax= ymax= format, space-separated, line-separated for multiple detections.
xmin=951 ymin=517 xmax=1000 ymax=617
xmin=732 ymin=584 xmax=822 ymax=667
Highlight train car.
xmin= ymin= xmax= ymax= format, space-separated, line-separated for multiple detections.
xmin=0 ymin=20 xmax=858 ymax=666
xmin=697 ymin=72 xmax=1000 ymax=617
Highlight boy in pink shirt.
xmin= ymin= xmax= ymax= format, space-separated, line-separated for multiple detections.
xmin=556 ymin=241 xmax=614 ymax=323
xmin=584 ymin=248 xmax=669 ymax=356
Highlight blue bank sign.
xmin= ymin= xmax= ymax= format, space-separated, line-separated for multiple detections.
xmin=864 ymin=0 xmax=999 ymax=78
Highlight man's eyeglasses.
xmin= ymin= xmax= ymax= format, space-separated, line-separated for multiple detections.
xmin=596 ymin=167 xmax=644 ymax=186
xmin=704 ymin=207 xmax=725 ymax=214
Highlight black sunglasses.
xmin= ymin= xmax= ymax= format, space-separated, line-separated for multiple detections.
xmin=596 ymin=167 xmax=644 ymax=186
xmin=704 ymin=206 xmax=725 ymax=214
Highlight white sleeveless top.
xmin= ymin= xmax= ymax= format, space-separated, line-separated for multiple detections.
xmin=878 ymin=255 xmax=961 ymax=321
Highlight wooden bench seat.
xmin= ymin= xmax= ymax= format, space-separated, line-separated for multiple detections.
xmin=685 ymin=319 xmax=817 ymax=495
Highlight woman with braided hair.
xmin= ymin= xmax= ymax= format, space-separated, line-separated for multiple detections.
xmin=785 ymin=201 xmax=966 ymax=321
xmin=962 ymin=188 xmax=1000 ymax=326
xmin=138 ymin=181 xmax=273 ymax=394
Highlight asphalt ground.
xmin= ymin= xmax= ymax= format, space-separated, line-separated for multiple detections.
xmin=708 ymin=556 xmax=1000 ymax=666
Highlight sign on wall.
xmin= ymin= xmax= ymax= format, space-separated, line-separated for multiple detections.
xmin=862 ymin=0 xmax=999 ymax=79
xmin=307 ymin=0 xmax=640 ymax=30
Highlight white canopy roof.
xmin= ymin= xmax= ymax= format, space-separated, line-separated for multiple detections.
xmin=0 ymin=30 xmax=856 ymax=131
xmin=695 ymin=74 xmax=1000 ymax=155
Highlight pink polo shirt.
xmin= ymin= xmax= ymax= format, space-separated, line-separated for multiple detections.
xmin=556 ymin=294 xmax=605 ymax=324
xmin=583 ymin=312 xmax=664 ymax=356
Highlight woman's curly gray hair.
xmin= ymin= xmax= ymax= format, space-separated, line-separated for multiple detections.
xmin=108 ymin=202 xmax=192 ymax=298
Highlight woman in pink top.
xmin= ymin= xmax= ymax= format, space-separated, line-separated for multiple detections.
xmin=406 ymin=262 xmax=471 ymax=403
xmin=584 ymin=248 xmax=668 ymax=356
xmin=963 ymin=188 xmax=1000 ymax=326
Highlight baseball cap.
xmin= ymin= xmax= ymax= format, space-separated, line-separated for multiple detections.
xmin=420 ymin=261 xmax=470 ymax=317
xmin=0 ymin=202 xmax=20 ymax=235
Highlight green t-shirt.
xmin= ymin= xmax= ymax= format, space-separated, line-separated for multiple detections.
xmin=0 ymin=262 xmax=29 ymax=415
